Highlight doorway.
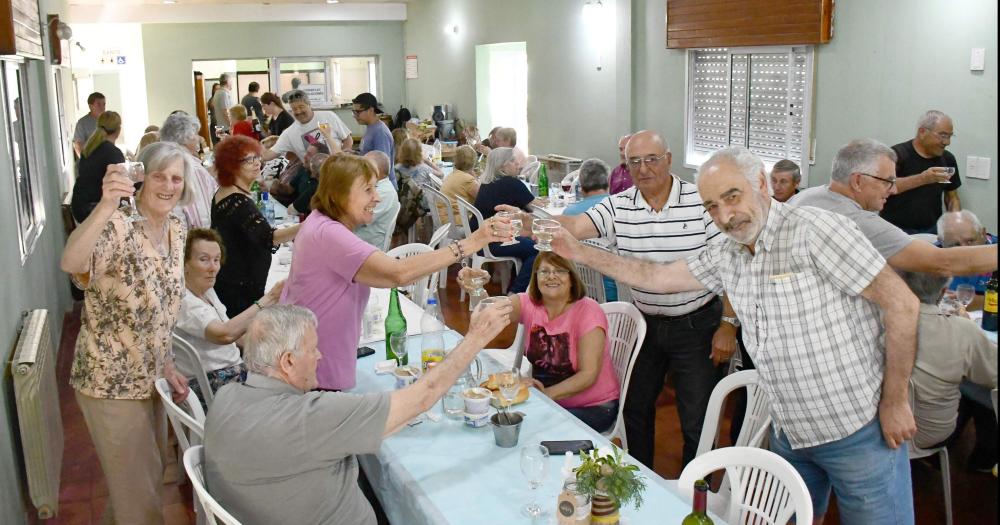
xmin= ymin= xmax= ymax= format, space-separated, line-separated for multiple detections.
xmin=475 ymin=42 xmax=528 ymax=153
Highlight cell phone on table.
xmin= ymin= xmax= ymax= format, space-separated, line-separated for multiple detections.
xmin=540 ymin=440 xmax=594 ymax=455
xmin=357 ymin=346 xmax=376 ymax=358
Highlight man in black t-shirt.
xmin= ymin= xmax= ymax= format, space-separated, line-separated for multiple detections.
xmin=880 ymin=110 xmax=961 ymax=234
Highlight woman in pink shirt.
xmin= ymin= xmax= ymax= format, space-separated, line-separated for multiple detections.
xmin=476 ymin=252 xmax=620 ymax=431
xmin=281 ymin=153 xmax=509 ymax=391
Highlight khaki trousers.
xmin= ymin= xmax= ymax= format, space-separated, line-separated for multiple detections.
xmin=75 ymin=391 xmax=168 ymax=525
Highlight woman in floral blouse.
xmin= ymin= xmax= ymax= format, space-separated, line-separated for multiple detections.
xmin=60 ymin=142 xmax=193 ymax=525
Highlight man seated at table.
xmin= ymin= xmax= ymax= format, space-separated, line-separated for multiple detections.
xmin=474 ymin=126 xmax=516 ymax=156
xmin=769 ymin=159 xmax=801 ymax=202
xmin=609 ymin=134 xmax=634 ymax=195
xmin=204 ymin=303 xmax=511 ymax=525
xmin=563 ymin=158 xmax=617 ymax=301
xmin=791 ymin=139 xmax=997 ymax=279
xmin=938 ymin=210 xmax=997 ymax=306
xmin=355 ymin=151 xmax=401 ymax=250
xmin=898 ymin=270 xmax=997 ymax=450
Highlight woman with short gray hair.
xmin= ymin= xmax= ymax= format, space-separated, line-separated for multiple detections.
xmin=160 ymin=112 xmax=219 ymax=228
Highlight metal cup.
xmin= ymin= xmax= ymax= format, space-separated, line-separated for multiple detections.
xmin=490 ymin=412 xmax=524 ymax=447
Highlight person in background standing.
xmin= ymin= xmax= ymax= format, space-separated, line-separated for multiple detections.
xmin=207 ymin=83 xmax=220 ymax=137
xmin=352 ymin=92 xmax=397 ymax=188
xmin=160 ymin=112 xmax=219 ymax=229
xmin=281 ymin=77 xmax=303 ymax=104
xmin=71 ymin=111 xmax=124 ymax=223
xmin=881 ymin=110 xmax=961 ymax=234
xmin=73 ymin=92 xmax=106 ymax=158
xmin=608 ymin=134 xmax=633 ymax=195
xmin=210 ymin=74 xmax=235 ymax=140
xmin=241 ymin=81 xmax=265 ymax=126
xmin=769 ymin=159 xmax=801 ymax=202
xmin=261 ymin=92 xmax=294 ymax=138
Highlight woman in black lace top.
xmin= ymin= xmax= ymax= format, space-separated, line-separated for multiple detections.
xmin=211 ymin=136 xmax=300 ymax=315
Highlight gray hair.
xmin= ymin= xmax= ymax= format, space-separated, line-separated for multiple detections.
xmin=771 ymin=159 xmax=801 ymax=183
xmin=830 ymin=139 xmax=897 ymax=183
xmin=697 ymin=146 xmax=766 ymax=192
xmin=286 ymin=89 xmax=310 ymax=105
xmin=578 ymin=158 xmax=610 ymax=192
xmin=219 ymin=73 xmax=230 ymax=86
xmin=243 ymin=305 xmax=318 ymax=375
xmin=159 ymin=112 xmax=201 ymax=147
xmin=136 ymin=142 xmax=193 ymax=207
xmin=364 ymin=150 xmax=391 ymax=177
xmin=898 ymin=270 xmax=951 ymax=305
xmin=917 ymin=110 xmax=950 ymax=131
xmin=481 ymin=147 xmax=516 ymax=184
xmin=937 ymin=210 xmax=984 ymax=247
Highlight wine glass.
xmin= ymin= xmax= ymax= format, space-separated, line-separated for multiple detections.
xmin=498 ymin=367 xmax=522 ymax=406
xmin=497 ymin=211 xmax=519 ymax=246
xmin=532 ymin=219 xmax=561 ymax=252
xmin=388 ymin=332 xmax=409 ymax=366
xmin=121 ymin=161 xmax=146 ymax=223
xmin=939 ymin=292 xmax=961 ymax=316
xmin=466 ymin=272 xmax=490 ymax=312
xmin=956 ymin=284 xmax=976 ymax=308
xmin=520 ymin=444 xmax=550 ymax=518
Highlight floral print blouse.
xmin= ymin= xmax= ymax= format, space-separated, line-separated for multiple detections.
xmin=70 ymin=211 xmax=186 ymax=400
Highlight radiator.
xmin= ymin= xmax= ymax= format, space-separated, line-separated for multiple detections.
xmin=13 ymin=309 xmax=63 ymax=519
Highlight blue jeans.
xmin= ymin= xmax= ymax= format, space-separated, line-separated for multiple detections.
xmin=567 ymin=400 xmax=619 ymax=433
xmin=770 ymin=418 xmax=914 ymax=524
xmin=486 ymin=236 xmax=537 ymax=293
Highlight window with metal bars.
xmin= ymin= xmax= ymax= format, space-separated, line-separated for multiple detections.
xmin=685 ymin=46 xmax=815 ymax=184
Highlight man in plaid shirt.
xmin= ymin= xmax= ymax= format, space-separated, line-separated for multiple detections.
xmin=550 ymin=146 xmax=919 ymax=523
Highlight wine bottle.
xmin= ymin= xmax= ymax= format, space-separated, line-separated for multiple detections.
xmin=982 ymin=271 xmax=998 ymax=332
xmin=682 ymin=479 xmax=714 ymax=524
xmin=385 ymin=288 xmax=408 ymax=365
xmin=537 ymin=164 xmax=549 ymax=197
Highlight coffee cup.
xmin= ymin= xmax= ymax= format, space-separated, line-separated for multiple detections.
xmin=462 ymin=387 xmax=492 ymax=415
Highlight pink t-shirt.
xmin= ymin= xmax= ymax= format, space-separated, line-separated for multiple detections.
xmin=281 ymin=211 xmax=377 ymax=390
xmin=518 ymin=295 xmax=620 ymax=409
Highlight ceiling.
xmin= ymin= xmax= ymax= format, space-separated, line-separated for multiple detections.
xmin=66 ymin=0 xmax=409 ymax=4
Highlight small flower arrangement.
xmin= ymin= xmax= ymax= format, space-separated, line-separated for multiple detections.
xmin=574 ymin=446 xmax=646 ymax=509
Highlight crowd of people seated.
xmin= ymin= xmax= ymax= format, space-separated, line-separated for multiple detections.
xmin=62 ymin=90 xmax=997 ymax=525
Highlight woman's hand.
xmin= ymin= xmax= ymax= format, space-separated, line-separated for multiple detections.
xmin=262 ymin=279 xmax=285 ymax=306
xmin=163 ymin=360 xmax=190 ymax=404
xmin=98 ymin=164 xmax=135 ymax=212
xmin=530 ymin=378 xmax=547 ymax=394
xmin=494 ymin=205 xmax=533 ymax=236
xmin=469 ymin=215 xmax=512 ymax=247
xmin=466 ymin=299 xmax=512 ymax=347
xmin=457 ymin=268 xmax=490 ymax=291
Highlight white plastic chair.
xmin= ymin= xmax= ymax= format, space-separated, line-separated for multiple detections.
xmin=386 ymin=243 xmax=436 ymax=308
xmin=183 ymin=446 xmax=244 ymax=525
xmin=380 ymin=204 xmax=401 ymax=252
xmin=678 ymin=447 xmax=813 ymax=525
xmin=455 ymin=196 xmax=520 ymax=296
xmin=427 ymin=223 xmax=452 ymax=291
xmin=909 ymin=379 xmax=953 ymax=525
xmin=598 ymin=302 xmax=646 ymax=450
xmin=155 ymin=378 xmax=205 ymax=453
xmin=172 ymin=332 xmax=214 ymax=408
xmin=577 ymin=239 xmax=614 ymax=303
xmin=521 ymin=160 xmax=541 ymax=184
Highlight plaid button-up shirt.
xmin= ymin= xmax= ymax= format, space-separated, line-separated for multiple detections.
xmin=687 ymin=201 xmax=888 ymax=448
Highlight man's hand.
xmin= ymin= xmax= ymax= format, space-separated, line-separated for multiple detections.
xmin=921 ymin=167 xmax=953 ymax=185
xmin=546 ymin=226 xmax=585 ymax=262
xmin=710 ymin=322 xmax=738 ymax=366
xmin=879 ymin=399 xmax=916 ymax=449
xmin=466 ymin=299 xmax=512 ymax=346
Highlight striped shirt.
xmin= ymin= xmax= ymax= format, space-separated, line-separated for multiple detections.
xmin=175 ymin=158 xmax=219 ymax=230
xmin=687 ymin=201 xmax=887 ymax=449
xmin=584 ymin=176 xmax=721 ymax=316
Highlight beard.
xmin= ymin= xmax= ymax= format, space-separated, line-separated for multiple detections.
xmin=721 ymin=212 xmax=763 ymax=245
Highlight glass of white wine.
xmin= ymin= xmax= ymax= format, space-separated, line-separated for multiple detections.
xmin=532 ymin=219 xmax=561 ymax=251
xmin=121 ymin=161 xmax=146 ymax=223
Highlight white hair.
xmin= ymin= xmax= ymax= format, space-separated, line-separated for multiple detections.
xmin=159 ymin=112 xmax=201 ymax=147
xmin=480 ymin=147 xmax=516 ymax=185
xmin=830 ymin=139 xmax=897 ymax=183
xmin=136 ymin=142 xmax=194 ymax=207
xmin=697 ymin=146 xmax=766 ymax=192
xmin=917 ymin=110 xmax=950 ymax=131
xmin=578 ymin=158 xmax=610 ymax=192
xmin=243 ymin=305 xmax=318 ymax=375
xmin=937 ymin=210 xmax=984 ymax=247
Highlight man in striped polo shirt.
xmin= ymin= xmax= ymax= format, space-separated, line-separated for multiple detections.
xmin=548 ymin=130 xmax=735 ymax=468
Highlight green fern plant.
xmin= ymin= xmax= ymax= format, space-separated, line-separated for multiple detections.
xmin=574 ymin=446 xmax=646 ymax=509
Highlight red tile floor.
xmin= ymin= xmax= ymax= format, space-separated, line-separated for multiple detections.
xmin=36 ymin=273 xmax=997 ymax=524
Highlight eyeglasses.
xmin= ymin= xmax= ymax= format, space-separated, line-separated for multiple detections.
xmin=537 ymin=268 xmax=570 ymax=278
xmin=351 ymin=106 xmax=370 ymax=115
xmin=935 ymin=132 xmax=954 ymax=141
xmin=855 ymin=172 xmax=896 ymax=188
xmin=626 ymin=153 xmax=668 ymax=169
xmin=240 ymin=155 xmax=263 ymax=166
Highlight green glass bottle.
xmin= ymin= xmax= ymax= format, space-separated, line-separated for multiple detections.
xmin=681 ymin=479 xmax=713 ymax=524
xmin=384 ymin=288 xmax=408 ymax=365
xmin=250 ymin=180 xmax=263 ymax=210
xmin=537 ymin=163 xmax=549 ymax=197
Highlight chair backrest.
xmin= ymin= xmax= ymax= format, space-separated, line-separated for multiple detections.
xmin=172 ymin=333 xmax=214 ymax=407
xmin=521 ymin=161 xmax=541 ymax=183
xmin=428 ymin=223 xmax=451 ymax=249
xmin=696 ymin=369 xmax=771 ymax=456
xmin=577 ymin=264 xmax=607 ymax=303
xmin=420 ymin=183 xmax=447 ymax=232
xmin=615 ymin=281 xmax=633 ymax=303
xmin=455 ymin=196 xmax=506 ymax=260
xmin=155 ymin=377 xmax=205 ymax=452
xmin=381 ymin=203 xmax=401 ymax=251
xmin=385 ymin=243 xmax=435 ymax=307
xmin=678 ymin=447 xmax=813 ymax=525
xmin=183 ymin=446 xmax=244 ymax=525
xmin=599 ymin=302 xmax=646 ymax=409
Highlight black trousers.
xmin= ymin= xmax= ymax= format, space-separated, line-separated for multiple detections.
xmin=624 ymin=297 xmax=723 ymax=469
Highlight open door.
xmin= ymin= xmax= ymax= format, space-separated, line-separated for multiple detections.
xmin=193 ymin=71 xmax=211 ymax=146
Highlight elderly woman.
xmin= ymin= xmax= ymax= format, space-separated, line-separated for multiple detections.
xmin=280 ymin=153 xmax=510 ymax=391
xmin=212 ymin=135 xmax=300 ymax=316
xmin=438 ymin=144 xmax=480 ymax=224
xmin=395 ymin=137 xmax=442 ymax=187
xmin=60 ymin=142 xmax=193 ymax=524
xmin=160 ymin=111 xmax=219 ymax=228
xmin=175 ymin=228 xmax=285 ymax=401
xmin=473 ymin=146 xmax=544 ymax=292
xmin=71 ymin=111 xmax=125 ymax=223
xmin=261 ymin=91 xmax=294 ymax=138
xmin=463 ymin=253 xmax=620 ymax=432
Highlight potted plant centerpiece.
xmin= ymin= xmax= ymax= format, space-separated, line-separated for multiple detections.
xmin=574 ymin=447 xmax=646 ymax=524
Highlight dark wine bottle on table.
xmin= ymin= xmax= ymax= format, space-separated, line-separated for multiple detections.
xmin=982 ymin=271 xmax=998 ymax=332
xmin=682 ymin=479 xmax=714 ymax=524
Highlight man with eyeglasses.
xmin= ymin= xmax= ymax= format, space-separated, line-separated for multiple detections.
xmin=503 ymin=130 xmax=733 ymax=469
xmin=881 ymin=110 xmax=961 ymax=234
xmin=352 ymin=92 xmax=396 ymax=188
xmin=792 ymin=139 xmax=996 ymax=279
xmin=262 ymin=90 xmax=352 ymax=164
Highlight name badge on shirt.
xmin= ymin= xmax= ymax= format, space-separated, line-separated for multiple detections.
xmin=768 ymin=272 xmax=796 ymax=283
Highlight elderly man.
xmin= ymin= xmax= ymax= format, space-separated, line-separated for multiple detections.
xmin=609 ymin=134 xmax=634 ymax=194
xmin=938 ymin=210 xmax=997 ymax=298
xmin=898 ymin=269 xmax=997 ymax=450
xmin=159 ymin=112 xmax=219 ymax=229
xmin=474 ymin=126 xmax=516 ymax=156
xmin=355 ymin=151 xmax=401 ymax=250
xmin=550 ymin=145 xmax=919 ymax=523
xmin=210 ymin=74 xmax=235 ymax=132
xmin=205 ymin=303 xmax=511 ymax=525
xmin=352 ymin=92 xmax=396 ymax=188
xmin=769 ymin=159 xmax=800 ymax=202
xmin=564 ymin=158 xmax=610 ymax=215
xmin=791 ymin=139 xmax=997 ymax=280
xmin=73 ymin=92 xmax=106 ymax=157
xmin=881 ymin=110 xmax=961 ymax=234
xmin=505 ymin=130 xmax=733 ymax=469
xmin=262 ymin=90 xmax=352 ymax=163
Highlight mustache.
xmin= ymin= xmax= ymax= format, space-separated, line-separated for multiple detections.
xmin=722 ymin=215 xmax=751 ymax=232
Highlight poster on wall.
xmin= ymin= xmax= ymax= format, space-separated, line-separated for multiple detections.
xmin=301 ymin=84 xmax=327 ymax=105
xmin=405 ymin=55 xmax=418 ymax=79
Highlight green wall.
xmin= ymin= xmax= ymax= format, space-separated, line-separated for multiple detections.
xmin=140 ymin=21 xmax=406 ymax=135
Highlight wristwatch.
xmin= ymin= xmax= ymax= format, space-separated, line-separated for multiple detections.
xmin=721 ymin=315 xmax=741 ymax=328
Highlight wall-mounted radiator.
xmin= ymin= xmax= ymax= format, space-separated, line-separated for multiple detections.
xmin=13 ymin=309 xmax=64 ymax=519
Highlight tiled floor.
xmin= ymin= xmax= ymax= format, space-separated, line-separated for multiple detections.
xmin=39 ymin=270 xmax=996 ymax=524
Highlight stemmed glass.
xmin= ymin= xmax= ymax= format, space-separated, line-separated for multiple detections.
xmin=532 ymin=219 xmax=561 ymax=252
xmin=497 ymin=211 xmax=521 ymax=246
xmin=389 ymin=332 xmax=409 ymax=366
xmin=520 ymin=444 xmax=550 ymax=518
xmin=497 ymin=367 xmax=522 ymax=424
xmin=121 ymin=161 xmax=146 ymax=223
xmin=466 ymin=272 xmax=490 ymax=312
xmin=956 ymin=284 xmax=976 ymax=308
